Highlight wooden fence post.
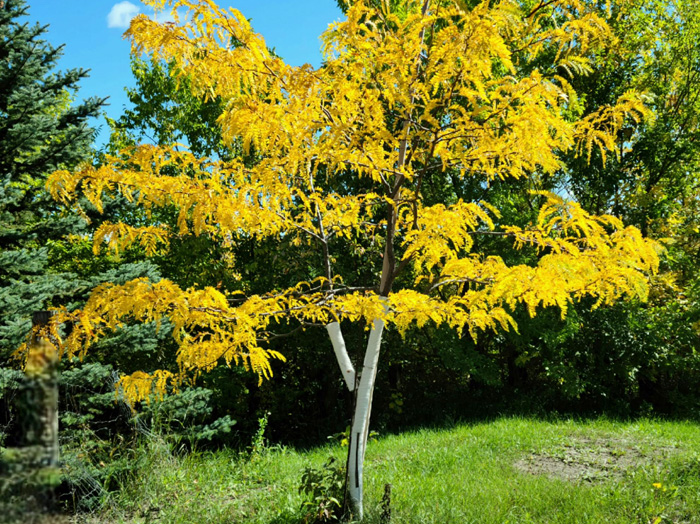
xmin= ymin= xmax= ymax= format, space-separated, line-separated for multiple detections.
xmin=1 ymin=311 xmax=61 ymax=518
xmin=23 ymin=310 xmax=59 ymax=468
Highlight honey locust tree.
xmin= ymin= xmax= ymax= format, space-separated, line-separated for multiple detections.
xmin=31 ymin=0 xmax=659 ymax=518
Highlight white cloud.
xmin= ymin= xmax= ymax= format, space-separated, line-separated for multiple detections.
xmin=107 ymin=2 xmax=182 ymax=29
xmin=107 ymin=1 xmax=140 ymax=29
xmin=152 ymin=10 xmax=177 ymax=24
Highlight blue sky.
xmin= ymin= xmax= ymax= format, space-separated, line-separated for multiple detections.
xmin=25 ymin=1 xmax=343 ymax=146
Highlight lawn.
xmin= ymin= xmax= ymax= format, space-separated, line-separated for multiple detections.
xmin=73 ymin=417 xmax=700 ymax=523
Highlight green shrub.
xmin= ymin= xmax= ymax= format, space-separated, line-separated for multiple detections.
xmin=299 ymin=456 xmax=345 ymax=523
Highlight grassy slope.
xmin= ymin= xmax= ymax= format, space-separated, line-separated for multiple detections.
xmin=86 ymin=418 xmax=700 ymax=524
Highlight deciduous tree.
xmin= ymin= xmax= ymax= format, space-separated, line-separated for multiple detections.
xmin=33 ymin=0 xmax=660 ymax=518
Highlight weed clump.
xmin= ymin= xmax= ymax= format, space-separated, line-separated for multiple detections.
xmin=299 ymin=456 xmax=345 ymax=523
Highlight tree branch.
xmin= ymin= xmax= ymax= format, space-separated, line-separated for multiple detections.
xmin=326 ymin=322 xmax=356 ymax=391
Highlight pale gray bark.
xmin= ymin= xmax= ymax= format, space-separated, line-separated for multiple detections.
xmin=326 ymin=322 xmax=356 ymax=392
xmin=346 ymin=314 xmax=386 ymax=520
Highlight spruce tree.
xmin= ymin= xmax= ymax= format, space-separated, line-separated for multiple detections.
xmin=0 ymin=0 xmax=105 ymax=352
xmin=0 ymin=3 xmax=231 ymax=464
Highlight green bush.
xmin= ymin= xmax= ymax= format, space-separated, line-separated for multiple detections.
xmin=299 ymin=457 xmax=345 ymax=523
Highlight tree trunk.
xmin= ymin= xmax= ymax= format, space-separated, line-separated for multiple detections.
xmin=345 ymin=312 xmax=386 ymax=520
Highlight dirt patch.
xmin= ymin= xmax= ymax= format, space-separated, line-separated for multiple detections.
xmin=515 ymin=437 xmax=676 ymax=483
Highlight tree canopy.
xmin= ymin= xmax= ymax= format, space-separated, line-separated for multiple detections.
xmin=37 ymin=0 xmax=658 ymax=396
xmin=23 ymin=0 xmax=663 ymax=517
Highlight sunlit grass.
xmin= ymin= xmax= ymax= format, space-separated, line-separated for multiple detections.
xmin=84 ymin=418 xmax=700 ymax=523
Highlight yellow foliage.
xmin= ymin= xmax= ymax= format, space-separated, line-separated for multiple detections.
xmin=402 ymin=200 xmax=497 ymax=278
xmin=93 ymin=222 xmax=170 ymax=256
xmin=575 ymin=90 xmax=652 ymax=163
xmin=35 ymin=0 xmax=661 ymax=404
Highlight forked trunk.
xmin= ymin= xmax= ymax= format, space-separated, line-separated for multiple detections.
xmin=344 ymin=315 xmax=385 ymax=520
xmin=328 ymin=311 xmax=387 ymax=521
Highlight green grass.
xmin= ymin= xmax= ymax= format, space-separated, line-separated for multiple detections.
xmin=78 ymin=418 xmax=700 ymax=523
